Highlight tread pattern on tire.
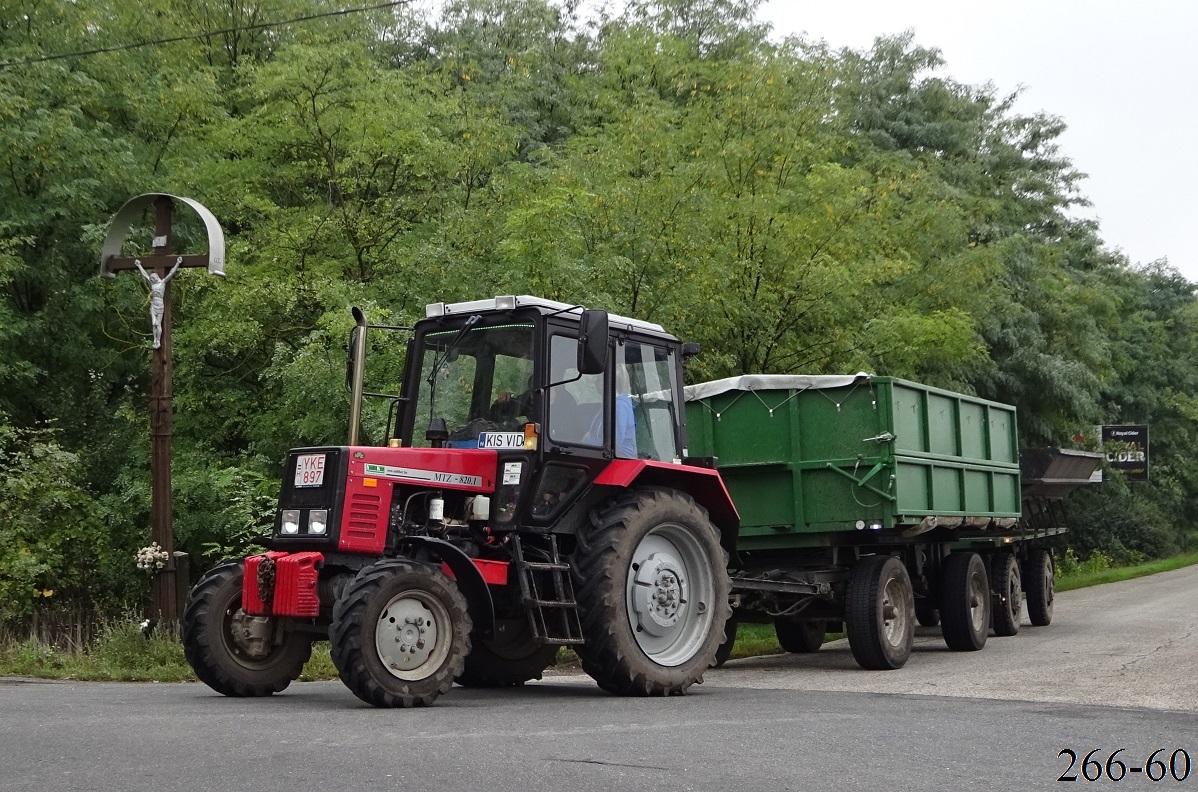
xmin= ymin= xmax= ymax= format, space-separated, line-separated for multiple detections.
xmin=182 ymin=563 xmax=311 ymax=698
xmin=1024 ymin=549 xmax=1054 ymax=627
xmin=330 ymin=559 xmax=471 ymax=708
xmin=572 ymin=487 xmax=732 ymax=696
xmin=710 ymin=617 xmax=738 ymax=668
xmin=991 ymin=552 xmax=1022 ymax=637
xmin=846 ymin=555 xmax=914 ymax=670
xmin=940 ymin=552 xmax=989 ymax=651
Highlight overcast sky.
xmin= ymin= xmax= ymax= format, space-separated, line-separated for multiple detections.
xmin=758 ymin=0 xmax=1197 ymax=281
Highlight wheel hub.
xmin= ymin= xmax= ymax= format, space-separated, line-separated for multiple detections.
xmin=375 ymin=596 xmax=442 ymax=680
xmin=623 ymin=522 xmax=717 ymax=668
xmin=632 ymin=554 xmax=688 ymax=634
xmin=229 ymin=609 xmax=274 ymax=661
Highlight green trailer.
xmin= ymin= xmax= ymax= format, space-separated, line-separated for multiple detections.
xmin=684 ymin=374 xmax=1099 ymax=671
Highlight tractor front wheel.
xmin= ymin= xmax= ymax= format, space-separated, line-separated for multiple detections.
xmin=330 ymin=560 xmax=471 ymax=707
xmin=182 ymin=563 xmax=311 ymax=697
xmin=573 ymin=488 xmax=731 ymax=696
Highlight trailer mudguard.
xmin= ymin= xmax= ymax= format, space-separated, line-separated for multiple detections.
xmin=593 ymin=459 xmax=740 ymax=554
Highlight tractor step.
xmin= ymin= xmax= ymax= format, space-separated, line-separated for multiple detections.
xmin=511 ymin=534 xmax=585 ymax=646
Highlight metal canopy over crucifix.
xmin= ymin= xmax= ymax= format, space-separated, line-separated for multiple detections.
xmin=101 ymin=193 xmax=226 ymax=623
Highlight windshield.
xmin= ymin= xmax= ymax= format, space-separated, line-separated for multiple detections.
xmin=412 ymin=320 xmax=536 ymax=448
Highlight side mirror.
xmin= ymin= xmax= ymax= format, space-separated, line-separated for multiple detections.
xmin=577 ymin=309 xmax=609 ymax=375
xmin=681 ymin=342 xmax=701 ymax=363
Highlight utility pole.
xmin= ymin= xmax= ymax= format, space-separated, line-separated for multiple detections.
xmin=101 ymin=194 xmax=225 ymax=623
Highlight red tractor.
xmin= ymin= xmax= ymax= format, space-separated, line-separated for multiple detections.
xmin=182 ymin=296 xmax=736 ymax=706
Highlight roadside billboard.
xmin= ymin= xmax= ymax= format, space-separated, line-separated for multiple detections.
xmin=1101 ymin=425 xmax=1149 ymax=481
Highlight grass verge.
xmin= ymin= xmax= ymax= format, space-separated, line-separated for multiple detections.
xmin=1055 ymin=550 xmax=1198 ymax=592
xmin=5 ymin=551 xmax=1198 ymax=681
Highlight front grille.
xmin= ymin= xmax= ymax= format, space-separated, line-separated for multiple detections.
xmin=345 ymin=491 xmax=383 ymax=543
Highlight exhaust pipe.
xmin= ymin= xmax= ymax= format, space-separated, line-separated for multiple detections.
xmin=348 ymin=306 xmax=368 ymax=446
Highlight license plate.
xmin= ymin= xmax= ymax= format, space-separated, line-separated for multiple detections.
xmin=294 ymin=453 xmax=326 ymax=488
xmin=477 ymin=432 xmax=526 ymax=450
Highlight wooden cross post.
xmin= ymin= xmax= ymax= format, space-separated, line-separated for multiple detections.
xmin=102 ymin=194 xmax=225 ymax=624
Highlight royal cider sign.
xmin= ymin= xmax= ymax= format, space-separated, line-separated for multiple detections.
xmin=1101 ymin=425 xmax=1149 ymax=481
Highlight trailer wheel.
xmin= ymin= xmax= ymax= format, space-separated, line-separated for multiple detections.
xmin=711 ymin=617 xmax=738 ymax=668
xmin=774 ymin=618 xmax=825 ymax=653
xmin=182 ymin=563 xmax=311 ymax=697
xmin=846 ymin=555 xmax=914 ymax=670
xmin=1024 ymin=549 xmax=1055 ymax=626
xmin=573 ymin=487 xmax=731 ymax=695
xmin=990 ymin=553 xmax=1022 ymax=636
xmin=455 ymin=623 xmax=558 ymax=687
xmin=914 ymin=602 xmax=940 ymax=627
xmin=330 ymin=560 xmax=471 ymax=707
xmin=940 ymin=552 xmax=990 ymax=651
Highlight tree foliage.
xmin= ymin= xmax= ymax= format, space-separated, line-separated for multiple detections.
xmin=1 ymin=0 xmax=1194 ymax=619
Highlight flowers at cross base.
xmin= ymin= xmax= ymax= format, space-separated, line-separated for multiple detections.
xmin=135 ymin=542 xmax=170 ymax=573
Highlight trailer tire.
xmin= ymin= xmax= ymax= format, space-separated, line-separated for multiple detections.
xmin=990 ymin=552 xmax=1022 ymax=636
xmin=573 ymin=487 xmax=732 ymax=696
xmin=711 ymin=617 xmax=738 ymax=668
xmin=182 ymin=563 xmax=311 ymax=697
xmin=940 ymin=552 xmax=990 ymax=651
xmin=330 ymin=559 xmax=471 ymax=708
xmin=914 ymin=602 xmax=940 ymax=627
xmin=846 ymin=555 xmax=914 ymax=670
xmin=455 ymin=625 xmax=558 ymax=687
xmin=775 ymin=618 xmax=825 ymax=653
xmin=1024 ymin=549 xmax=1055 ymax=626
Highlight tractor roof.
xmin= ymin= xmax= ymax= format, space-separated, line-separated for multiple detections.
xmin=425 ymin=295 xmax=673 ymax=339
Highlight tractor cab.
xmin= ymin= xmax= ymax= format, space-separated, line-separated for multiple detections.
xmin=388 ymin=296 xmax=691 ymax=527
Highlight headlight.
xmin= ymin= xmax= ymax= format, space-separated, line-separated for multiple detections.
xmin=308 ymin=509 xmax=328 ymax=535
xmin=281 ymin=509 xmax=300 ymax=534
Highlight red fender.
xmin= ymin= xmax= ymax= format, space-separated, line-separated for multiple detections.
xmin=593 ymin=459 xmax=740 ymax=553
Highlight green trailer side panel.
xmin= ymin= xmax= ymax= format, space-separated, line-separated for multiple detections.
xmin=685 ymin=375 xmax=1020 ymax=544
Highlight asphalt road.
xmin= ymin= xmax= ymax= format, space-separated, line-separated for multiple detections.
xmin=693 ymin=562 xmax=1198 ymax=711
xmin=2 ymin=566 xmax=1197 ymax=792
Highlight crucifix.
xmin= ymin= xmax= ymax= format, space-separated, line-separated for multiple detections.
xmin=101 ymin=194 xmax=226 ymax=623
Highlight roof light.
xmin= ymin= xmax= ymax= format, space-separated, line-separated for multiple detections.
xmin=495 ymin=295 xmax=517 ymax=310
xmin=426 ymin=302 xmax=446 ymax=318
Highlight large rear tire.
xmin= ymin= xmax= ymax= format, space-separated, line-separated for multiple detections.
xmin=182 ymin=563 xmax=311 ymax=697
xmin=940 ymin=552 xmax=990 ymax=651
xmin=573 ymin=487 xmax=732 ymax=696
xmin=330 ymin=560 xmax=471 ymax=708
xmin=774 ymin=618 xmax=825 ymax=653
xmin=1024 ymin=549 xmax=1055 ymax=626
xmin=846 ymin=555 xmax=914 ymax=670
xmin=710 ymin=617 xmax=738 ymax=668
xmin=455 ymin=622 xmax=558 ymax=687
xmin=990 ymin=552 xmax=1022 ymax=636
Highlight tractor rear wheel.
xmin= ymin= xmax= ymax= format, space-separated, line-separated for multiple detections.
xmin=455 ymin=621 xmax=558 ymax=687
xmin=940 ymin=552 xmax=990 ymax=651
xmin=711 ymin=617 xmax=738 ymax=668
xmin=330 ymin=560 xmax=471 ymax=707
xmin=846 ymin=555 xmax=915 ymax=670
xmin=182 ymin=563 xmax=311 ymax=697
xmin=1024 ymin=549 xmax=1055 ymax=626
xmin=573 ymin=487 xmax=731 ymax=696
xmin=774 ymin=618 xmax=825 ymax=653
xmin=991 ymin=552 xmax=1023 ymax=636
